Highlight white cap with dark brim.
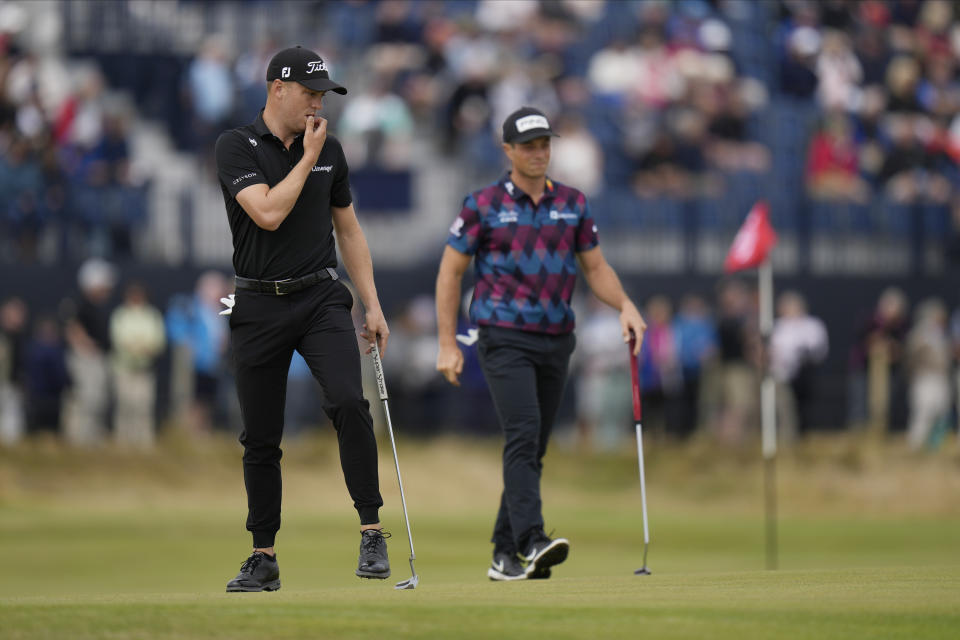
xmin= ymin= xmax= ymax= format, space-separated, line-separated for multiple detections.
xmin=502 ymin=106 xmax=559 ymax=144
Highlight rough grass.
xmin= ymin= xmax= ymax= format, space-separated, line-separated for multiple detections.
xmin=1 ymin=431 xmax=958 ymax=639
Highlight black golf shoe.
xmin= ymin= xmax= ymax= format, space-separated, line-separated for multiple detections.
xmin=522 ymin=532 xmax=569 ymax=578
xmin=527 ymin=565 xmax=552 ymax=580
xmin=226 ymin=551 xmax=280 ymax=592
xmin=487 ymin=551 xmax=526 ymax=581
xmin=356 ymin=529 xmax=391 ymax=579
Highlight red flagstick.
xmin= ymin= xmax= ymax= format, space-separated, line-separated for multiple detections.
xmin=630 ymin=333 xmax=651 ymax=576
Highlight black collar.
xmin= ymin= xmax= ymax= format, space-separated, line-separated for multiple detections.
xmin=252 ymin=110 xmax=271 ymax=138
xmin=498 ymin=172 xmax=555 ymax=202
xmin=252 ymin=109 xmax=303 ymax=147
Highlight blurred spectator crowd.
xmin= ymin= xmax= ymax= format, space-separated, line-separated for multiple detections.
xmin=1 ymin=259 xmax=958 ymax=452
xmin=0 ymin=0 xmax=958 ymax=264
xmin=569 ymin=279 xmax=959 ymax=452
xmin=0 ymin=2 xmax=148 ymax=263
xmin=1 ymin=1 xmax=959 ymax=449
xmin=0 ymin=259 xmax=233 ymax=448
xmin=799 ymin=0 xmax=960 ymax=206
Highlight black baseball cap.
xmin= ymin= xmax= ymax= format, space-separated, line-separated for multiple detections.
xmin=502 ymin=106 xmax=558 ymax=144
xmin=266 ymin=46 xmax=347 ymax=95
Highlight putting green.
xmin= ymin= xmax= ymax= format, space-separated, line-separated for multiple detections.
xmin=1 ymin=433 xmax=958 ymax=638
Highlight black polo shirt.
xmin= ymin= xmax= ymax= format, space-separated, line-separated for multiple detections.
xmin=214 ymin=110 xmax=352 ymax=280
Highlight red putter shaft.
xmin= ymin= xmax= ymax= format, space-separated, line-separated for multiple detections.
xmin=629 ymin=334 xmax=642 ymax=423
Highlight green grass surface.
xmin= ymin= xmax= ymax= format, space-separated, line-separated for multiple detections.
xmin=2 ymin=433 xmax=959 ymax=638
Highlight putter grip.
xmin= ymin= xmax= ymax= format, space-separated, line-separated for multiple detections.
xmin=371 ymin=342 xmax=388 ymax=400
xmin=629 ymin=335 xmax=642 ymax=422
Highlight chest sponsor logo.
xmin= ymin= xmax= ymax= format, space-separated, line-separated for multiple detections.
xmin=307 ymin=60 xmax=327 ymax=73
xmin=248 ymin=137 xmax=258 ymax=147
xmin=549 ymin=209 xmax=578 ymax=221
xmin=312 ymin=165 xmax=334 ymax=172
xmin=232 ymin=172 xmax=257 ymax=185
xmin=497 ymin=210 xmax=519 ymax=224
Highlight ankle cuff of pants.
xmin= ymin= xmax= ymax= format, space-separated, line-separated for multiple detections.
xmin=358 ymin=506 xmax=380 ymax=525
xmin=517 ymin=526 xmax=543 ymax=552
xmin=252 ymin=531 xmax=277 ymax=548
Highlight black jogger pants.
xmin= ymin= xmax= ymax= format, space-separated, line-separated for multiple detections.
xmin=477 ymin=325 xmax=575 ymax=554
xmin=229 ymin=278 xmax=382 ymax=548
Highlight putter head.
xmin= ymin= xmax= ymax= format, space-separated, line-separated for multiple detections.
xmin=394 ymin=574 xmax=419 ymax=590
xmin=634 ymin=567 xmax=652 ymax=576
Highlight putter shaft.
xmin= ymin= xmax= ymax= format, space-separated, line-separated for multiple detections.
xmin=371 ymin=343 xmax=419 ymax=589
xmin=381 ymin=397 xmax=417 ymax=563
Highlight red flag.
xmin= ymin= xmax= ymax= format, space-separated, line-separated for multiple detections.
xmin=724 ymin=200 xmax=777 ymax=273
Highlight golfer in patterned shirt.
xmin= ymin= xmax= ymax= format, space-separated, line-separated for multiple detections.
xmin=435 ymin=106 xmax=647 ymax=581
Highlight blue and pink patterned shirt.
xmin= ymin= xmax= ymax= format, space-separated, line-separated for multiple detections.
xmin=446 ymin=173 xmax=600 ymax=335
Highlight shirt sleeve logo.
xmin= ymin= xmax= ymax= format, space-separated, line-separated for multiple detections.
xmin=248 ymin=137 xmax=258 ymax=147
xmin=232 ymin=172 xmax=257 ymax=185
xmin=449 ymin=216 xmax=465 ymax=237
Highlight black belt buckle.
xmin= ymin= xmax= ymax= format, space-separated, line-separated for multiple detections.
xmin=274 ymin=278 xmax=293 ymax=295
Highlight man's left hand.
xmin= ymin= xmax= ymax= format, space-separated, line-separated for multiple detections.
xmin=620 ymin=300 xmax=647 ymax=356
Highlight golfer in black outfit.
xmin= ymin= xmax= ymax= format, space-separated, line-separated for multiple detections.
xmin=214 ymin=46 xmax=391 ymax=591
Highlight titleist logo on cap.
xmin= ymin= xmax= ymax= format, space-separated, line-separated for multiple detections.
xmin=266 ymin=46 xmax=348 ymax=95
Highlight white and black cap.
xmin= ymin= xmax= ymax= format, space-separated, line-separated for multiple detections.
xmin=77 ymin=257 xmax=117 ymax=292
xmin=266 ymin=45 xmax=347 ymax=95
xmin=502 ymin=106 xmax=558 ymax=144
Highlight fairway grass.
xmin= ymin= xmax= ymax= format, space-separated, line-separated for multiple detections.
xmin=3 ymin=566 xmax=957 ymax=640
xmin=0 ymin=566 xmax=960 ymax=640
xmin=2 ymin=433 xmax=959 ymax=638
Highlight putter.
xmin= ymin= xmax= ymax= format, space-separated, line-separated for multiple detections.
xmin=370 ymin=341 xmax=420 ymax=590
xmin=629 ymin=334 xmax=652 ymax=576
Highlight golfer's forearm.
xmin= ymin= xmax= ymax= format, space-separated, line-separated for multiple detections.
xmin=239 ymin=159 xmax=312 ymax=230
xmin=268 ymin=156 xmax=313 ymax=213
xmin=436 ymin=247 xmax=470 ymax=346
xmin=435 ymin=270 xmax=462 ymax=348
xmin=339 ymin=231 xmax=381 ymax=313
xmin=585 ymin=263 xmax=631 ymax=311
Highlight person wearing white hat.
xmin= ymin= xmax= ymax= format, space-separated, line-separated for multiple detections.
xmin=63 ymin=258 xmax=117 ymax=446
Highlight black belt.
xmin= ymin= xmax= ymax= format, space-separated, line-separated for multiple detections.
xmin=234 ymin=268 xmax=339 ymax=295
